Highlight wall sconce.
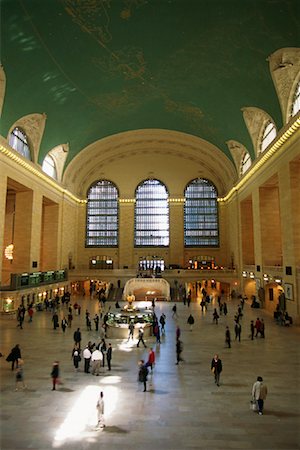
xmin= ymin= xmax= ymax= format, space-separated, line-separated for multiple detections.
xmin=5 ymin=206 xmax=15 ymax=262
xmin=242 ymin=271 xmax=247 ymax=278
xmin=4 ymin=243 xmax=14 ymax=261
xmin=249 ymin=272 xmax=255 ymax=279
xmin=274 ymin=277 xmax=282 ymax=284
xmin=263 ymin=274 xmax=269 ymax=282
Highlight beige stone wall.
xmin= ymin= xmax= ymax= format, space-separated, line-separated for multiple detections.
xmin=259 ymin=182 xmax=282 ymax=266
xmin=1 ymin=126 xmax=299 ymax=320
xmin=59 ymin=198 xmax=78 ymax=270
xmin=119 ymin=202 xmax=134 ymax=268
xmin=169 ymin=202 xmax=184 ymax=267
xmin=228 ymin=128 xmax=300 ymax=320
xmin=40 ymin=202 xmax=59 ymax=271
xmin=0 ymin=144 xmax=79 ymax=284
xmin=290 ymin=158 xmax=300 ymax=266
xmin=240 ymin=196 xmax=254 ymax=265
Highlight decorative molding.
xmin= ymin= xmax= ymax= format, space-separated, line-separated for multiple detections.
xmin=8 ymin=113 xmax=47 ymax=163
xmin=0 ymin=139 xmax=85 ymax=204
xmin=268 ymin=47 xmax=300 ymax=124
xmin=1 ymin=115 xmax=299 ymax=206
xmin=241 ymin=107 xmax=276 ymax=157
xmin=0 ymin=65 xmax=6 ymax=117
xmin=226 ymin=140 xmax=249 ymax=175
xmin=220 ymin=115 xmax=300 ymax=202
xmin=47 ymin=144 xmax=69 ymax=182
xmin=63 ymin=129 xmax=237 ymax=198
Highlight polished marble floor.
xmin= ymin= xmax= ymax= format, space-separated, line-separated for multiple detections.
xmin=0 ymin=295 xmax=299 ymax=450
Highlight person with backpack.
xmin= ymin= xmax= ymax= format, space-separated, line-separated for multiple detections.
xmin=187 ymin=314 xmax=195 ymax=331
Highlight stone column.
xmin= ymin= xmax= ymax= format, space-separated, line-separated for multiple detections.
xmin=0 ymin=174 xmax=8 ymax=283
xmin=119 ymin=200 xmax=135 ymax=269
xmin=169 ymin=200 xmax=184 ymax=267
xmin=13 ymin=190 xmax=34 ymax=273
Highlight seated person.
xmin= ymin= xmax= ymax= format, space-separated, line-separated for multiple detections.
xmin=251 ymin=296 xmax=260 ymax=308
xmin=284 ymin=311 xmax=292 ymax=326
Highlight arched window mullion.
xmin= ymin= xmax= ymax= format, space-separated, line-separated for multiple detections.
xmin=42 ymin=155 xmax=57 ymax=179
xmin=291 ymin=81 xmax=300 ymax=117
xmin=184 ymin=178 xmax=219 ymax=247
xmin=241 ymin=152 xmax=251 ymax=175
xmin=261 ymin=121 xmax=276 ymax=153
xmin=135 ymin=179 xmax=169 ymax=247
xmin=8 ymin=127 xmax=31 ymax=160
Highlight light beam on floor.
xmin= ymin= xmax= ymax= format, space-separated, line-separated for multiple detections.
xmin=53 ymin=384 xmax=119 ymax=447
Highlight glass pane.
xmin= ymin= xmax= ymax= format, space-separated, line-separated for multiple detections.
xmin=135 ymin=179 xmax=169 ymax=247
xmin=8 ymin=127 xmax=31 ymax=160
xmin=42 ymin=155 xmax=57 ymax=179
xmin=292 ymin=82 xmax=300 ymax=117
xmin=86 ymin=180 xmax=118 ymax=247
xmin=241 ymin=153 xmax=251 ymax=175
xmin=261 ymin=122 xmax=276 ymax=152
xmin=184 ymin=178 xmax=219 ymax=247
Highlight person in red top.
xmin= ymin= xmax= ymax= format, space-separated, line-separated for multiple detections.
xmin=255 ymin=318 xmax=262 ymax=337
xmin=145 ymin=348 xmax=155 ymax=372
xmin=28 ymin=307 xmax=34 ymax=322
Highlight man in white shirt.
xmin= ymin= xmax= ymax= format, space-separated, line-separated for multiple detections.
xmin=91 ymin=348 xmax=103 ymax=376
xmin=83 ymin=346 xmax=92 ymax=373
xmin=252 ymin=376 xmax=268 ymax=415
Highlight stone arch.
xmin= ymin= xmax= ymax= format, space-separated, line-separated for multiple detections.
xmin=63 ymin=129 xmax=237 ymax=199
xmin=0 ymin=65 xmax=6 ymax=117
xmin=241 ymin=107 xmax=277 ymax=158
xmin=267 ymin=47 xmax=300 ymax=124
xmin=226 ymin=140 xmax=250 ymax=177
xmin=7 ymin=113 xmax=47 ymax=163
xmin=44 ymin=144 xmax=69 ymax=182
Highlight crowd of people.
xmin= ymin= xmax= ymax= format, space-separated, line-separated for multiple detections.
xmin=4 ymin=285 xmax=277 ymax=429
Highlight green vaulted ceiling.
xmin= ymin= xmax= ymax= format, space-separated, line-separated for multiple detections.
xmin=1 ymin=0 xmax=299 ymax=165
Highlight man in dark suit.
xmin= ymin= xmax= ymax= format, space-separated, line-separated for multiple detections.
xmin=211 ymin=354 xmax=222 ymax=386
xmin=107 ymin=343 xmax=112 ymax=371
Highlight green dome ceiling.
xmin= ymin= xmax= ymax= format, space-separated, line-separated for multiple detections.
xmin=1 ymin=0 xmax=299 ymax=165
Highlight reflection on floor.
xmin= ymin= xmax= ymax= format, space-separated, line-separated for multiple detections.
xmin=1 ymin=296 xmax=300 ymax=449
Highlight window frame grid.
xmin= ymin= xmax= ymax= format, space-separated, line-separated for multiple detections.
xmin=86 ymin=180 xmax=119 ymax=248
xmin=291 ymin=81 xmax=300 ymax=117
xmin=184 ymin=178 xmax=219 ymax=247
xmin=260 ymin=121 xmax=277 ymax=153
xmin=8 ymin=127 xmax=31 ymax=160
xmin=134 ymin=179 xmax=169 ymax=247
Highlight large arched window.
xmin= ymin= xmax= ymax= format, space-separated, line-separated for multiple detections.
xmin=240 ymin=152 xmax=251 ymax=175
xmin=86 ymin=180 xmax=118 ymax=247
xmin=184 ymin=178 xmax=219 ymax=247
xmin=135 ymin=179 xmax=169 ymax=247
xmin=291 ymin=81 xmax=300 ymax=117
xmin=8 ymin=127 xmax=31 ymax=160
xmin=260 ymin=121 xmax=277 ymax=153
xmin=42 ymin=155 xmax=57 ymax=179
